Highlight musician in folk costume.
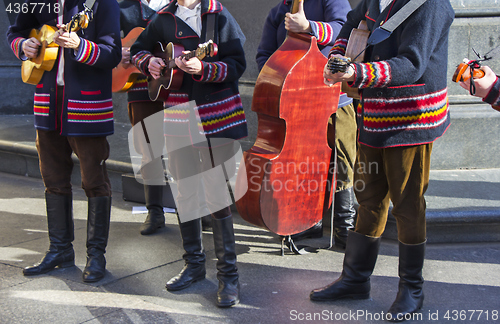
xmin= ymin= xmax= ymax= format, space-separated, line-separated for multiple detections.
xmin=130 ymin=0 xmax=247 ymax=307
xmin=6 ymin=0 xmax=121 ymax=282
xmin=256 ymin=0 xmax=357 ymax=249
xmin=309 ymin=0 xmax=454 ymax=321
xmin=459 ymin=65 xmax=500 ymax=111
xmin=119 ymin=0 xmax=171 ymax=235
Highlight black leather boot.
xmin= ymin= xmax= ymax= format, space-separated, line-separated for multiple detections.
xmin=212 ymin=213 xmax=240 ymax=307
xmin=24 ymin=193 xmax=75 ymax=276
xmin=166 ymin=218 xmax=206 ymax=291
xmin=310 ymin=231 xmax=380 ymax=301
xmin=333 ymin=187 xmax=356 ymax=249
xmin=387 ymin=241 xmax=426 ymax=322
xmin=140 ymin=185 xmax=165 ymax=235
xmin=288 ymin=220 xmax=323 ymax=241
xmin=82 ymin=196 xmax=111 ymax=283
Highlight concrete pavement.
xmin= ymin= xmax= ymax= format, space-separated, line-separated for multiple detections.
xmin=0 ymin=115 xmax=500 ymax=323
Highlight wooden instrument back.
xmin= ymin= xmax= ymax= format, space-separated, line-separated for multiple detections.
xmin=342 ymin=21 xmax=370 ymax=99
xmin=112 ymin=27 xmax=144 ymax=93
xmin=235 ymin=31 xmax=340 ymax=235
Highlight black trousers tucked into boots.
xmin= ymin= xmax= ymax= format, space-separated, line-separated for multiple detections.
xmin=212 ymin=213 xmax=240 ymax=307
xmin=166 ymin=218 xmax=206 ymax=291
xmin=23 ymin=193 xmax=75 ymax=275
xmin=166 ymin=209 xmax=240 ymax=307
xmin=310 ymin=231 xmax=380 ymax=301
xmin=82 ymin=196 xmax=112 ymax=283
xmin=140 ymin=185 xmax=165 ymax=235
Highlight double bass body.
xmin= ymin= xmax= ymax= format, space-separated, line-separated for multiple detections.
xmin=235 ymin=31 xmax=341 ymax=236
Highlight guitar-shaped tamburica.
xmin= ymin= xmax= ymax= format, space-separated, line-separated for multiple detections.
xmin=326 ymin=21 xmax=370 ymax=99
xmin=112 ymin=27 xmax=144 ymax=92
xmin=21 ymin=12 xmax=90 ymax=85
xmin=147 ymin=40 xmax=218 ymax=101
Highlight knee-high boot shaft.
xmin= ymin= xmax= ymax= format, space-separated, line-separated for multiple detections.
xmin=82 ymin=196 xmax=111 ymax=283
xmin=212 ymin=211 xmax=240 ymax=307
xmin=23 ymin=193 xmax=75 ymax=276
xmin=333 ymin=187 xmax=356 ymax=249
xmin=166 ymin=217 xmax=206 ymax=291
xmin=140 ymin=185 xmax=165 ymax=235
xmin=310 ymin=231 xmax=380 ymax=301
xmin=387 ymin=241 xmax=426 ymax=322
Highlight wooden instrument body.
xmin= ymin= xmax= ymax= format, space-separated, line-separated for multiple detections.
xmin=341 ymin=20 xmax=369 ymax=99
xmin=112 ymin=27 xmax=144 ymax=92
xmin=235 ymin=32 xmax=340 ymax=235
xmin=21 ymin=25 xmax=59 ymax=85
xmin=21 ymin=14 xmax=89 ymax=85
xmin=147 ymin=40 xmax=217 ymax=101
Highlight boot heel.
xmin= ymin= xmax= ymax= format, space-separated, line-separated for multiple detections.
xmin=351 ymin=293 xmax=370 ymax=300
xmin=58 ymin=260 xmax=75 ymax=268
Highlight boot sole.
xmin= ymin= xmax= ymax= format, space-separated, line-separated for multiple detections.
xmin=140 ymin=223 xmax=166 ymax=235
xmin=166 ymin=275 xmax=206 ymax=291
xmin=216 ymin=298 xmax=240 ymax=308
xmin=23 ymin=260 xmax=75 ymax=276
xmin=310 ymin=292 xmax=370 ymax=302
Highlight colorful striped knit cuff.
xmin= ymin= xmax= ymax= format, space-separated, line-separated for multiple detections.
xmin=352 ymin=61 xmax=391 ymax=89
xmin=309 ymin=21 xmax=334 ymax=46
xmin=194 ymin=61 xmax=228 ymax=83
xmin=75 ymin=38 xmax=100 ymax=65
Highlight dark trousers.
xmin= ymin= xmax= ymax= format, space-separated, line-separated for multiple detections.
xmin=36 ymin=87 xmax=111 ymax=198
xmin=128 ymin=101 xmax=165 ymax=183
xmin=353 ymin=143 xmax=432 ymax=244
xmin=36 ymin=130 xmax=111 ymax=197
xmin=166 ymin=136 xmax=237 ymax=221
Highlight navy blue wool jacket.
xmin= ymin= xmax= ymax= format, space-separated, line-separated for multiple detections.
xmin=7 ymin=0 xmax=121 ymax=137
xmin=256 ymin=0 xmax=352 ymax=108
xmin=330 ymin=0 xmax=454 ymax=148
xmin=130 ymin=0 xmax=248 ymax=141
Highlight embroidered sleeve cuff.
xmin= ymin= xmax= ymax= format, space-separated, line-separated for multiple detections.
xmin=309 ymin=21 xmax=334 ymax=46
xmin=483 ymin=76 xmax=500 ymax=108
xmin=329 ymin=38 xmax=347 ymax=56
xmin=351 ymin=61 xmax=392 ymax=89
xmin=11 ymin=37 xmax=25 ymax=60
xmin=194 ymin=61 xmax=228 ymax=83
xmin=75 ymin=38 xmax=100 ymax=65
xmin=131 ymin=50 xmax=154 ymax=75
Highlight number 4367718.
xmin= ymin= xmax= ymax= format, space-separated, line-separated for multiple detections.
xmin=5 ymin=2 xmax=61 ymax=14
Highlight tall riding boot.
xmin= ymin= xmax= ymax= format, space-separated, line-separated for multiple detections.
xmin=333 ymin=187 xmax=356 ymax=249
xmin=23 ymin=193 xmax=75 ymax=275
xmin=310 ymin=231 xmax=380 ymax=301
xmin=140 ymin=185 xmax=165 ymax=235
xmin=166 ymin=218 xmax=206 ymax=291
xmin=82 ymin=196 xmax=111 ymax=283
xmin=387 ymin=241 xmax=426 ymax=322
xmin=212 ymin=213 xmax=240 ymax=307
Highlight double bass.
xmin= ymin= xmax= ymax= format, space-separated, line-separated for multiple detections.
xmin=235 ymin=0 xmax=341 ymax=236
